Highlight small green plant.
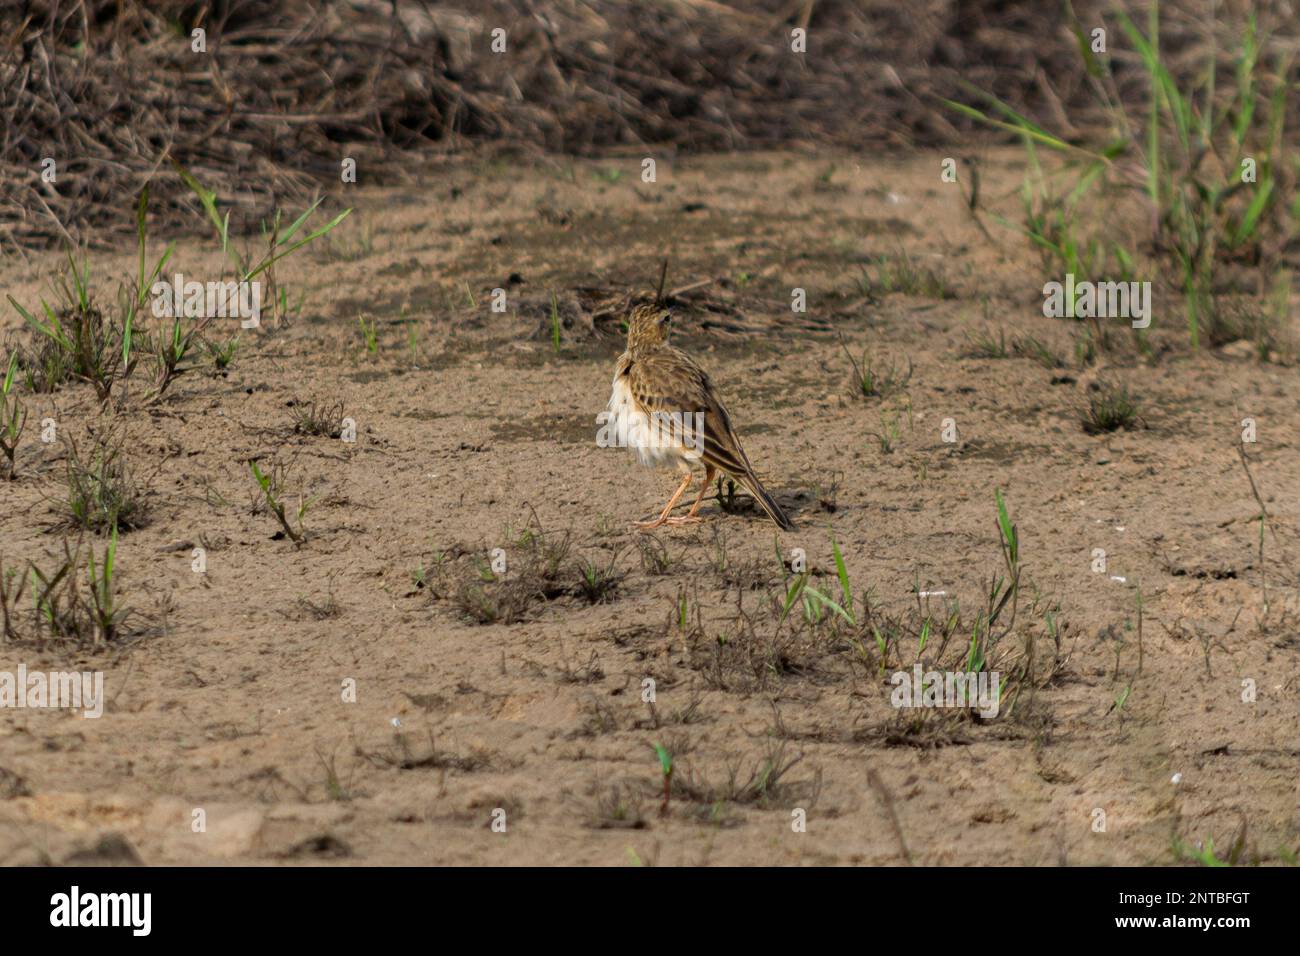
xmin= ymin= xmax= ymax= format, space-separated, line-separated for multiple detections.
xmin=814 ymin=164 xmax=842 ymax=192
xmin=840 ymin=335 xmax=913 ymax=398
xmin=637 ymin=535 xmax=676 ymax=572
xmin=964 ymin=328 xmax=1009 ymax=359
xmin=27 ymin=546 xmax=82 ymax=641
xmin=870 ymin=412 xmax=901 ymax=453
xmin=995 ymin=489 xmax=1018 ymax=569
xmin=249 ymin=459 xmax=313 ymax=544
xmin=549 ymin=292 xmax=562 ymax=352
xmin=576 ymin=553 xmax=621 ymax=604
xmin=0 ymin=352 xmax=26 ymax=479
xmin=203 ymin=335 xmax=239 ymax=371
xmin=593 ymin=785 xmax=645 ymax=829
xmin=675 ymin=587 xmax=690 ymax=630
xmin=316 ymin=748 xmax=351 ymax=802
xmin=1011 ymin=334 xmax=1065 ymax=369
xmin=1083 ymin=383 xmax=1143 ymax=433
xmin=1172 ymin=835 xmax=1231 ymax=867
xmin=653 ymin=742 xmax=673 ymax=815
xmin=406 ymin=316 xmax=421 ymax=358
xmin=0 ymin=556 xmax=22 ymax=641
xmin=147 ymin=311 xmax=211 ymax=400
xmin=86 ymin=527 xmax=126 ymax=643
xmin=14 ymin=332 xmax=71 ymax=393
xmin=177 ymin=163 xmax=350 ymax=328
xmin=1170 ymin=832 xmax=1248 ymax=868
xmin=452 ymin=516 xmax=572 ymax=624
xmin=830 ymin=534 xmax=854 ymax=622
xmin=3 ymin=535 xmax=134 ymax=645
xmin=409 ymin=549 xmax=450 ymax=596
xmin=1073 ymin=326 xmax=1104 ymax=367
xmin=358 ymin=315 xmax=379 ymax=355
xmin=778 ymin=543 xmax=854 ymax=628
xmin=8 ymin=188 xmax=172 ymax=404
xmin=10 ymin=257 xmax=121 ymax=404
xmin=64 ymin=432 xmax=146 ymax=533
xmin=315 ymin=215 xmax=374 ymax=263
xmin=858 ymin=250 xmax=950 ymax=299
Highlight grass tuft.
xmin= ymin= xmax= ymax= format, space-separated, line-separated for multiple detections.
xmin=63 ymin=431 xmax=147 ymax=533
xmin=1082 ymin=383 xmax=1143 ymax=434
xmin=858 ymin=250 xmax=950 ymax=299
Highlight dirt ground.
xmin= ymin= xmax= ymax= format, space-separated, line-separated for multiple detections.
xmin=0 ymin=149 xmax=1296 ymax=866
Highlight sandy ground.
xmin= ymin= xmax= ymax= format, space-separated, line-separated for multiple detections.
xmin=0 ymin=149 xmax=1297 ymax=865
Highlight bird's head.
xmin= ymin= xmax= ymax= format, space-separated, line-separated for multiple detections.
xmin=626 ymin=302 xmax=672 ymax=352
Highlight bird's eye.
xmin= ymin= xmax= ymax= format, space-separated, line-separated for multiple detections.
xmin=657 ymin=311 xmax=671 ymax=326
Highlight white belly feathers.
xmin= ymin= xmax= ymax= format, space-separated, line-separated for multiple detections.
xmin=607 ymin=374 xmax=692 ymax=469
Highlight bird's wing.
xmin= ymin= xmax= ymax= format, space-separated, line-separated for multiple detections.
xmin=627 ymin=347 xmax=755 ymax=478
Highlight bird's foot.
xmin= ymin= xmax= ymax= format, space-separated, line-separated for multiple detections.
xmin=662 ymin=514 xmax=703 ymax=526
xmin=634 ymin=514 xmax=701 ymax=532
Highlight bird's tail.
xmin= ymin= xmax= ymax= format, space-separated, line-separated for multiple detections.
xmin=734 ymin=470 xmax=794 ymax=531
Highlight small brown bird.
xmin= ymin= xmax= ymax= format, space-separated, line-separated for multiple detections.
xmin=606 ymin=302 xmax=793 ymax=531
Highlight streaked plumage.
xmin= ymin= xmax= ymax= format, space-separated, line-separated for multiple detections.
xmin=606 ymin=302 xmax=793 ymax=531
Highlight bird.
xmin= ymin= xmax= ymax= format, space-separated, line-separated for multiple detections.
xmin=605 ymin=301 xmax=794 ymax=531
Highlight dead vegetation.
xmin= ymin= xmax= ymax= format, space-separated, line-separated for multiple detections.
xmin=355 ymin=728 xmax=493 ymax=775
xmin=671 ymin=738 xmax=821 ymax=815
xmin=451 ymin=519 xmax=573 ymax=624
xmin=289 ymin=399 xmax=347 ymax=439
xmin=9 ymin=1 xmax=1296 ymax=246
xmin=436 ymin=508 xmax=640 ymax=623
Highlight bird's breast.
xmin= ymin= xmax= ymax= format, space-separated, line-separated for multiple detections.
xmin=606 ymin=374 xmax=689 ymax=469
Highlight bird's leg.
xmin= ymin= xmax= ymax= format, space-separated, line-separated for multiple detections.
xmin=667 ymin=464 xmax=716 ymax=525
xmin=635 ymin=471 xmax=693 ymax=531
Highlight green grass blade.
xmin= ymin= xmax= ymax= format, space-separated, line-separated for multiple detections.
xmin=243 ymin=209 xmax=352 ymax=281
xmin=995 ymin=489 xmax=1017 ymax=566
xmin=276 ymin=198 xmax=324 ymax=246
xmin=173 ymin=161 xmax=225 ymax=241
xmin=1233 ymin=176 xmax=1273 ymax=244
xmin=803 ymin=585 xmax=855 ymax=626
xmin=831 ymin=534 xmax=853 ymax=614
xmin=939 ymin=97 xmax=1096 ymax=159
